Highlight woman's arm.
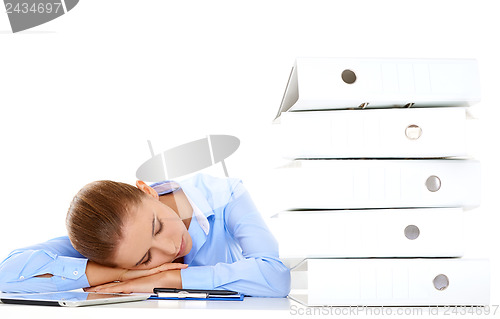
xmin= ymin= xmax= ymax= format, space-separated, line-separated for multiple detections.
xmin=0 ymin=237 xmax=89 ymax=293
xmin=85 ymin=261 xmax=186 ymax=289
xmin=0 ymin=237 xmax=186 ymax=293
xmin=181 ymin=180 xmax=291 ymax=297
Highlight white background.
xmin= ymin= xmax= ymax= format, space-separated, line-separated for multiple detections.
xmin=1 ymin=0 xmax=499 ymax=315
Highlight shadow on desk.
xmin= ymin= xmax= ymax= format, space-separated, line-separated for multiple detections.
xmin=97 ymin=297 xmax=292 ymax=310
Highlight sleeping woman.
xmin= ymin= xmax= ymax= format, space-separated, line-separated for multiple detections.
xmin=0 ymin=174 xmax=290 ymax=297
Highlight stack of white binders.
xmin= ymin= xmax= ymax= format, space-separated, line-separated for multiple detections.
xmin=272 ymin=58 xmax=490 ymax=306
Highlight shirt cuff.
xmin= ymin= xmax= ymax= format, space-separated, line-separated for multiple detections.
xmin=53 ymin=271 xmax=90 ymax=291
xmin=180 ymin=266 xmax=215 ymax=290
xmin=51 ymin=256 xmax=88 ymax=280
xmin=51 ymin=256 xmax=89 ymax=291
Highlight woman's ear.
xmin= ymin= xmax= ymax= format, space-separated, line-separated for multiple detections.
xmin=136 ymin=180 xmax=159 ymax=200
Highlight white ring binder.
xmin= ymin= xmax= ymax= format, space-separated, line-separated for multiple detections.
xmin=275 ymin=57 xmax=487 ymax=306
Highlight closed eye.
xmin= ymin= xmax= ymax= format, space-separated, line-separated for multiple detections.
xmin=155 ymin=218 xmax=164 ymax=236
xmin=135 ymin=213 xmax=159 ymax=267
xmin=142 ymin=218 xmax=164 ymax=266
xmin=143 ymin=252 xmax=152 ymax=265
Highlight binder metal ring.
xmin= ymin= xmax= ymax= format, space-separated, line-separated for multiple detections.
xmin=433 ymin=274 xmax=450 ymax=291
xmin=405 ymin=124 xmax=422 ymax=140
xmin=425 ymin=175 xmax=441 ymax=192
xmin=341 ymin=69 xmax=357 ymax=84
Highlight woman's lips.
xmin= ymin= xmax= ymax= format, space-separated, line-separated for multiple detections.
xmin=176 ymin=236 xmax=185 ymax=258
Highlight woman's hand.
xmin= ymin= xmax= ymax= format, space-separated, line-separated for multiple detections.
xmin=118 ymin=262 xmax=187 ymax=281
xmin=85 ymin=269 xmax=182 ymax=294
xmin=85 ymin=260 xmax=187 ymax=287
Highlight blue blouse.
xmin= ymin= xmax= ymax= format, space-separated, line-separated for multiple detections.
xmin=0 ymin=174 xmax=290 ymax=297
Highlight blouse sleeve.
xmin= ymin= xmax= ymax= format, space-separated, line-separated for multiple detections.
xmin=180 ymin=180 xmax=291 ymax=297
xmin=0 ymin=236 xmax=89 ymax=293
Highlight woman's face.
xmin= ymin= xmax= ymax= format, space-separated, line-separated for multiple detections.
xmin=112 ymin=196 xmax=193 ymax=269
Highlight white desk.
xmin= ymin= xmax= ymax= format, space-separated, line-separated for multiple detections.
xmin=2 ymin=297 xmax=495 ymax=319
xmin=0 ymin=297 xmax=295 ymax=319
